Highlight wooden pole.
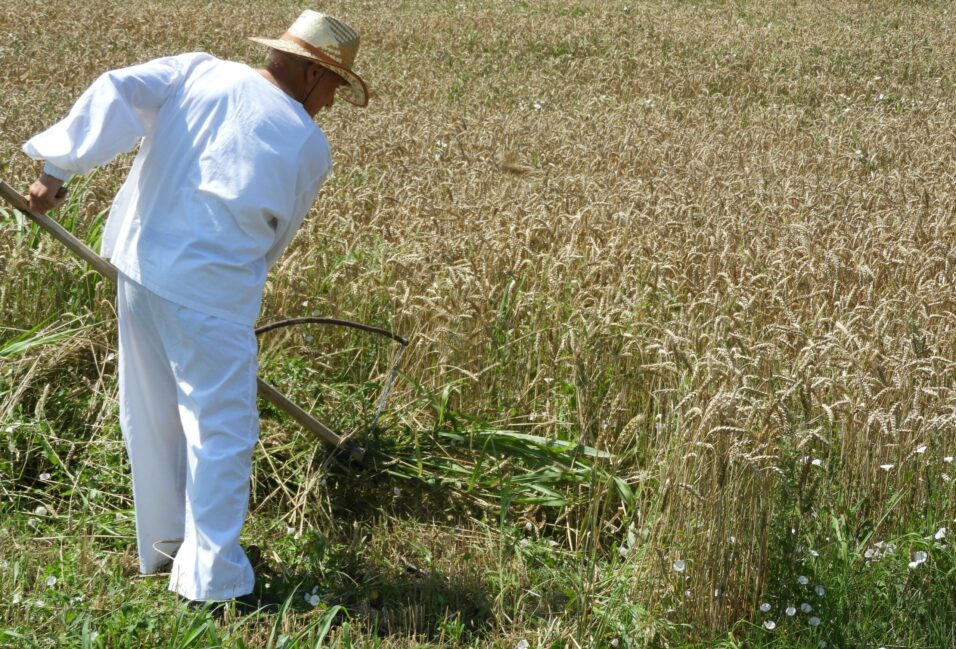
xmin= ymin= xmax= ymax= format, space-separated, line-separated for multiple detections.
xmin=0 ymin=180 xmax=362 ymax=461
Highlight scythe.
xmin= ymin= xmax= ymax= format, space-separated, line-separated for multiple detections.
xmin=0 ymin=180 xmax=408 ymax=464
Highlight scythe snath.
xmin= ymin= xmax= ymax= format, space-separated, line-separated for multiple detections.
xmin=0 ymin=180 xmax=408 ymax=464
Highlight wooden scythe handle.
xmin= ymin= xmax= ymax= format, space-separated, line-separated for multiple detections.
xmin=0 ymin=180 xmax=362 ymax=461
xmin=1 ymin=181 xmax=118 ymax=282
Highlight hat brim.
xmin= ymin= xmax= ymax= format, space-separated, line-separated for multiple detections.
xmin=248 ymin=36 xmax=369 ymax=107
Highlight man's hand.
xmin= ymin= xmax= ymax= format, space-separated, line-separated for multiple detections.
xmin=27 ymin=174 xmax=68 ymax=214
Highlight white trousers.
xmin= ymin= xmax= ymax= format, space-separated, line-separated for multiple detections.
xmin=117 ymin=274 xmax=259 ymax=601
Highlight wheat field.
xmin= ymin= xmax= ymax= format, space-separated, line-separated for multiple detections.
xmin=1 ymin=0 xmax=954 ymax=647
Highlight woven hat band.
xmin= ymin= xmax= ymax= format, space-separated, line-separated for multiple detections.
xmin=282 ymin=34 xmax=347 ymax=68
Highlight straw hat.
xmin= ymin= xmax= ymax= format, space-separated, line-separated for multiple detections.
xmin=250 ymin=11 xmax=369 ymax=107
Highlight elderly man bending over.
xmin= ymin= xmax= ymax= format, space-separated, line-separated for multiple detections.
xmin=23 ymin=11 xmax=368 ymax=611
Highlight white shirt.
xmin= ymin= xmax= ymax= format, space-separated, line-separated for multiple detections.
xmin=23 ymin=52 xmax=331 ymax=325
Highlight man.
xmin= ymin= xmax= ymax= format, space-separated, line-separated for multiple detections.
xmin=22 ymin=10 xmax=368 ymax=609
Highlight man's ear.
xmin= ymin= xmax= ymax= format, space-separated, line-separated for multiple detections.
xmin=307 ymin=62 xmax=326 ymax=84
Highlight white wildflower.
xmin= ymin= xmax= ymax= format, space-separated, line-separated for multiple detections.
xmin=12 ymin=594 xmax=22 ymax=604
xmin=934 ymin=527 xmax=946 ymax=541
xmin=908 ymin=550 xmax=928 ymax=569
xmin=801 ymin=603 xmax=813 ymax=613
xmin=89 ymin=631 xmax=99 ymax=641
xmin=809 ymin=549 xmax=819 ymax=557
xmin=865 ymin=540 xmax=897 ymax=561
xmin=809 ymin=616 xmax=821 ymax=627
xmin=516 ymin=641 xmax=530 ymax=649
xmin=39 ymin=473 xmax=51 ymax=482
xmin=33 ymin=599 xmax=45 ymax=608
xmin=915 ymin=445 xmax=927 ymax=454
xmin=798 ymin=576 xmax=809 ymax=585
xmin=45 ymin=575 xmax=57 ymax=588
xmin=786 ymin=606 xmax=797 ymax=616
xmin=34 ymin=505 xmax=47 ymax=516
xmin=759 ymin=602 xmax=771 ymax=612
xmin=27 ymin=518 xmax=39 ymax=529
xmin=308 ymin=594 xmax=321 ymax=607
xmin=673 ymin=559 xmax=686 ymax=573
xmin=815 ymin=585 xmax=825 ymax=596
xmin=811 ymin=458 xmax=823 ymax=467
xmin=532 ymin=101 xmax=543 ymax=110
xmin=944 ymin=456 xmax=953 ymax=463
xmin=524 ymin=521 xmax=534 ymax=533
xmin=763 ymin=620 xmax=776 ymax=631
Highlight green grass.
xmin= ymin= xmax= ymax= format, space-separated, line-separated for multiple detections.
xmin=3 ymin=346 xmax=953 ymax=647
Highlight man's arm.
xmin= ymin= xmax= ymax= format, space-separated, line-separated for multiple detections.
xmin=264 ymin=129 xmax=332 ymax=269
xmin=22 ymin=53 xmax=204 ymax=213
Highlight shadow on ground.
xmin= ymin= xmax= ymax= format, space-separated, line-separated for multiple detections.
xmin=249 ymin=543 xmax=493 ymax=640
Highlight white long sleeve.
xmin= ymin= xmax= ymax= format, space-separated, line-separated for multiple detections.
xmin=21 ymin=53 xmax=331 ymax=326
xmin=23 ymin=55 xmax=190 ymax=181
